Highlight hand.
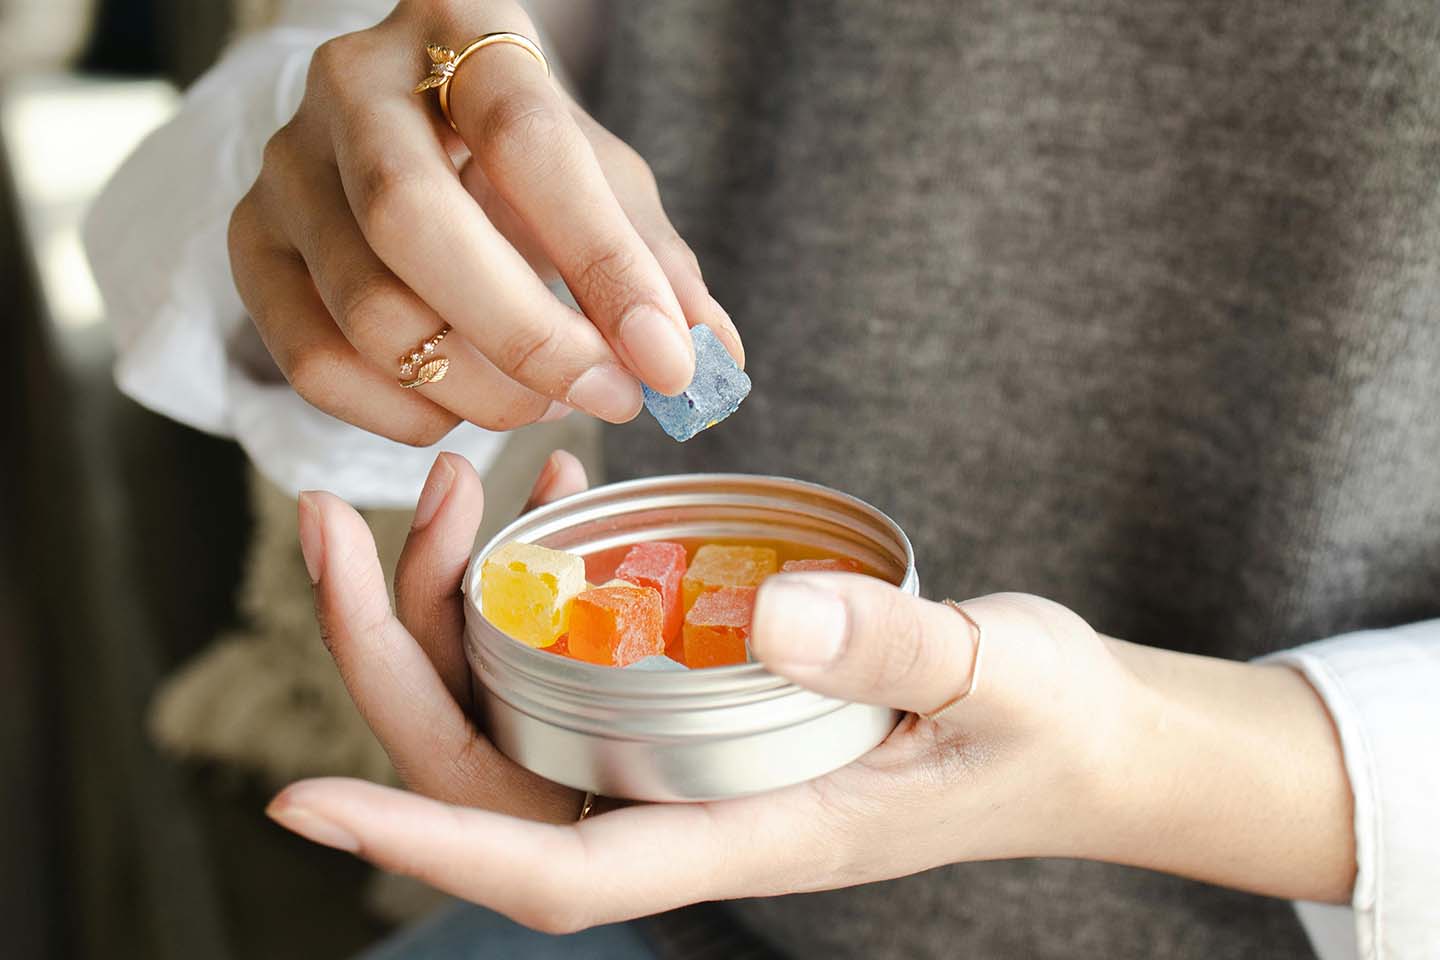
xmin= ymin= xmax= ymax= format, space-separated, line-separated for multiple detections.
xmin=272 ymin=471 xmax=1357 ymax=934
xmin=228 ymin=0 xmax=743 ymax=445
xmin=291 ymin=450 xmax=590 ymax=823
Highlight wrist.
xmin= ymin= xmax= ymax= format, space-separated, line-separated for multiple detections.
xmin=1092 ymin=641 xmax=1356 ymax=902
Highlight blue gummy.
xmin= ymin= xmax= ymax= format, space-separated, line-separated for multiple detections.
xmin=624 ymin=655 xmax=689 ymax=671
xmin=641 ymin=325 xmax=751 ymax=442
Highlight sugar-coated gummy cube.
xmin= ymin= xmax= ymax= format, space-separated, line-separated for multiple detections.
xmin=568 ymin=583 xmax=665 ymax=667
xmin=625 ymin=655 xmax=689 ymax=671
xmin=642 ymin=325 xmax=752 ymax=442
xmin=544 ymin=634 xmax=571 ymax=657
xmin=683 ymin=586 xmax=757 ymax=668
xmin=481 ymin=541 xmax=586 ymax=648
xmin=682 ymin=544 xmax=778 ymax=612
xmin=615 ymin=541 xmax=688 ymax=653
xmin=781 ymin=557 xmax=864 ymax=574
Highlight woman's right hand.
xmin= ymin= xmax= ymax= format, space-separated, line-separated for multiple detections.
xmin=228 ymin=0 xmax=742 ymax=445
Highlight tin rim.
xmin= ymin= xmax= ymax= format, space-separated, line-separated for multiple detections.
xmin=462 ymin=473 xmax=917 ymax=742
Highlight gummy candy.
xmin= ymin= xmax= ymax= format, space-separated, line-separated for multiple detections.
xmin=481 ymin=541 xmax=586 ymax=648
xmin=683 ymin=586 xmax=756 ymax=668
xmin=642 ymin=325 xmax=751 ymax=442
xmin=682 ymin=544 xmax=778 ymax=612
xmin=568 ymin=582 xmax=665 ymax=667
xmin=544 ymin=634 xmax=571 ymax=657
xmin=615 ymin=541 xmax=688 ymax=652
xmin=781 ymin=557 xmax=863 ymax=574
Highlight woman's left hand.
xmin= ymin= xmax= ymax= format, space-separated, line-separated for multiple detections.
xmin=273 ymin=453 xmax=1356 ymax=933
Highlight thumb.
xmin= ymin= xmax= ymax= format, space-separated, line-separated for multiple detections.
xmin=749 ymin=573 xmax=982 ymax=715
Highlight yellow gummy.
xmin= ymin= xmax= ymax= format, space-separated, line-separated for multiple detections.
xmin=681 ymin=544 xmax=778 ymax=611
xmin=481 ymin=541 xmax=586 ymax=647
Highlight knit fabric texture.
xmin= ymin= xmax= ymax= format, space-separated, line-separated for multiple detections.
xmin=596 ymin=2 xmax=1440 ymax=957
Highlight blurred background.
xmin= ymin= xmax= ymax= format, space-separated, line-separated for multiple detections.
xmin=1 ymin=2 xmax=400 ymax=957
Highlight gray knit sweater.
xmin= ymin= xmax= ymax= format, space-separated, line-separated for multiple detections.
xmin=596 ymin=2 xmax=1440 ymax=958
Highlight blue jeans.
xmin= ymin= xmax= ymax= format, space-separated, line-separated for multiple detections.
xmin=356 ymin=903 xmax=658 ymax=960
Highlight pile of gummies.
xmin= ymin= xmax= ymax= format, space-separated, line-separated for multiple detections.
xmin=480 ymin=540 xmax=864 ymax=669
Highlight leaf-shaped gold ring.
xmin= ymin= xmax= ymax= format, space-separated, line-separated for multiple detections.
xmin=397 ymin=324 xmax=453 ymax=388
xmin=400 ymin=358 xmax=450 ymax=389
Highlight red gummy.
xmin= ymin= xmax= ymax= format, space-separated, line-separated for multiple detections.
xmin=781 ymin=557 xmax=864 ymax=574
xmin=568 ymin=584 xmax=665 ymax=667
xmin=615 ymin=541 xmax=688 ymax=657
xmin=683 ymin=586 xmax=757 ymax=668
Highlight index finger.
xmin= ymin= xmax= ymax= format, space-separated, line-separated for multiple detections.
xmin=313 ymin=37 xmax=642 ymax=421
xmin=448 ymin=48 xmax=697 ymax=395
xmin=266 ymin=776 xmax=833 ymax=933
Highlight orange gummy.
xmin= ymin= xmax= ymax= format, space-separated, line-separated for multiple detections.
xmin=543 ymin=634 xmax=571 ymax=657
xmin=568 ymin=583 xmax=664 ymax=667
xmin=780 ymin=557 xmax=863 ymax=574
xmin=683 ymin=586 xmax=757 ymax=668
xmin=615 ymin=541 xmax=688 ymax=657
xmin=681 ymin=545 xmax=778 ymax=612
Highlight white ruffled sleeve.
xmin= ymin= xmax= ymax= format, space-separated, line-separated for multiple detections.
xmin=1265 ymin=619 xmax=1440 ymax=960
xmin=82 ymin=0 xmax=509 ymax=508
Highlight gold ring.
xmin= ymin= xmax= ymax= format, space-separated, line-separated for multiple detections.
xmin=577 ymin=791 xmax=598 ymax=821
xmin=398 ymin=324 xmax=451 ymax=388
xmin=919 ymin=600 xmax=984 ymax=720
xmin=414 ymin=32 xmax=551 ymax=133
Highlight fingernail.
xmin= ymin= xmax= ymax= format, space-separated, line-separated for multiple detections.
xmin=752 ymin=578 xmax=848 ymax=668
xmin=297 ymin=492 xmax=324 ymax=584
xmin=620 ymin=305 xmax=694 ymax=396
xmin=539 ymin=400 xmax=572 ymax=422
xmin=412 ymin=454 xmax=457 ymax=531
xmin=566 ymin=364 xmax=644 ymax=422
xmin=267 ymin=801 xmax=359 ymax=854
xmin=708 ymin=298 xmax=745 ymax=369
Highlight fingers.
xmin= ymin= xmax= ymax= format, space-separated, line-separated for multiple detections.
xmin=521 ymin=449 xmax=589 ymax=512
xmin=394 ymin=449 xmax=587 ymax=705
xmin=272 ymin=159 xmax=554 ymax=431
xmin=300 ymin=488 xmax=575 ymax=818
xmin=326 ymin=89 xmax=643 ymax=422
xmin=750 ymin=574 xmax=985 ymax=715
xmin=394 ymin=453 xmax=485 ymax=708
xmin=228 ymin=210 xmax=459 ymax=446
xmin=266 ymin=776 xmax=829 ymax=933
xmin=448 ymin=50 xmax=696 ymax=394
xmin=577 ymin=112 xmax=745 ymax=368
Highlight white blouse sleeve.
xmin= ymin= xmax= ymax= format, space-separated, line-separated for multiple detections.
xmin=82 ymin=0 xmax=508 ymax=508
xmin=1265 ymin=619 xmax=1440 ymax=960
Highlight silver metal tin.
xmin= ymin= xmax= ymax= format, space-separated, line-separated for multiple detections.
xmin=462 ymin=474 xmax=917 ymax=802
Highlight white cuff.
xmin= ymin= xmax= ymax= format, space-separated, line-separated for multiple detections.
xmin=1265 ymin=619 xmax=1440 ymax=960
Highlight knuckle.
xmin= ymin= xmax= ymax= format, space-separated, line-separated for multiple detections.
xmin=494 ymin=323 xmax=567 ymax=386
xmin=286 ymin=342 xmax=349 ymax=406
xmin=354 ymin=155 xmax=429 ymax=241
xmin=475 ymin=92 xmax=583 ymax=176
xmin=306 ymin=33 xmax=363 ymax=93
xmin=336 ymin=272 xmax=406 ymax=346
xmin=260 ymin=124 xmax=300 ymax=175
xmin=570 ymin=245 xmax=643 ymax=313
xmin=611 ymin=139 xmax=658 ymax=190
xmin=659 ymin=230 xmax=701 ymax=276
xmin=226 ymin=192 xmax=262 ymax=261
xmin=871 ymin=591 xmax=929 ymax=687
xmin=988 ymin=592 xmax=1095 ymax=646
